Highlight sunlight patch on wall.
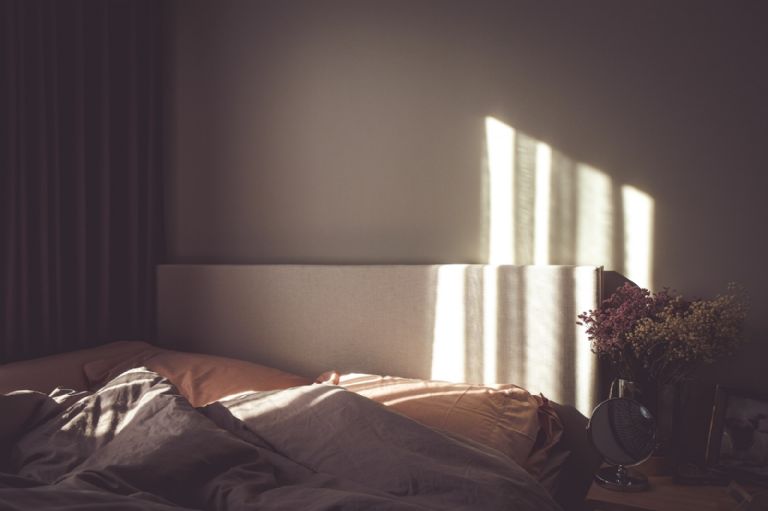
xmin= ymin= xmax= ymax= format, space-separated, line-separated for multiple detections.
xmin=576 ymin=164 xmax=614 ymax=269
xmin=534 ymin=143 xmax=552 ymax=265
xmin=430 ymin=265 xmax=468 ymax=382
xmin=472 ymin=116 xmax=657 ymax=410
xmin=622 ymin=185 xmax=655 ymax=289
xmin=484 ymin=117 xmax=618 ymax=273
xmin=485 ymin=118 xmax=515 ymax=264
xmin=483 ymin=115 xmax=654 ymax=281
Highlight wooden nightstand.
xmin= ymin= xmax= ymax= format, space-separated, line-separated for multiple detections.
xmin=585 ymin=476 xmax=737 ymax=511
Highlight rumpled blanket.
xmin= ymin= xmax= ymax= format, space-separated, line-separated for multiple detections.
xmin=0 ymin=368 xmax=560 ymax=510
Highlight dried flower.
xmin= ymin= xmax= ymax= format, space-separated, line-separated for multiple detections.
xmin=578 ymin=283 xmax=748 ymax=384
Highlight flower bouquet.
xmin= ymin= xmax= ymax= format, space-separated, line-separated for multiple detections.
xmin=579 ymin=282 xmax=748 ymax=462
xmin=578 ymin=282 xmax=748 ymax=385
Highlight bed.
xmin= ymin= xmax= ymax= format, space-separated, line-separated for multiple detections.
xmin=0 ymin=264 xmax=603 ymax=510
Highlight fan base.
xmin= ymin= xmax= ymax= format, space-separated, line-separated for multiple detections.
xmin=595 ymin=465 xmax=649 ymax=492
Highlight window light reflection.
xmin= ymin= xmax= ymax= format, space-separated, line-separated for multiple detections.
xmin=622 ymin=185 xmax=655 ymax=289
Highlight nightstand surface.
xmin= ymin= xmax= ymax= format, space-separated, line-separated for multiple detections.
xmin=585 ymin=476 xmax=735 ymax=511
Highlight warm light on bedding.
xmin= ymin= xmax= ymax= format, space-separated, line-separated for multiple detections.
xmin=1 ymin=341 xmax=601 ymax=510
xmin=317 ymin=371 xmax=562 ymax=476
xmin=84 ymin=348 xmax=312 ymax=407
xmin=2 ymin=366 xmax=562 ymax=511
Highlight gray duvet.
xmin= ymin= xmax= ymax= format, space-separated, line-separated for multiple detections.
xmin=1 ymin=368 xmax=561 ymax=510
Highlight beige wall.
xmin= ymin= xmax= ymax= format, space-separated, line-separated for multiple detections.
xmin=166 ymin=0 xmax=768 ymax=457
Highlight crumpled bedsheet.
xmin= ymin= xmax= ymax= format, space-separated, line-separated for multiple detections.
xmin=1 ymin=368 xmax=561 ymax=510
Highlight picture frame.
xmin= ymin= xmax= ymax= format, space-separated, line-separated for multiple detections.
xmin=706 ymin=385 xmax=768 ymax=485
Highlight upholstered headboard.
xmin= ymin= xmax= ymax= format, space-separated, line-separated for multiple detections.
xmin=157 ymin=264 xmax=602 ymax=414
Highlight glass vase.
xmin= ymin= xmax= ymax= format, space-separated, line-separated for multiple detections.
xmin=609 ymin=378 xmax=643 ymax=400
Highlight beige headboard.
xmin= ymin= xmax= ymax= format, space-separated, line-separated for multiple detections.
xmin=157 ymin=264 xmax=602 ymax=414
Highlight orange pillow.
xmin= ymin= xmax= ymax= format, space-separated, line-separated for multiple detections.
xmin=84 ymin=349 xmax=312 ymax=407
xmin=0 ymin=341 xmax=155 ymax=394
xmin=317 ymin=372 xmax=562 ymax=476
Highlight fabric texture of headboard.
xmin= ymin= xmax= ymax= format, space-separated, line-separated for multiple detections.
xmin=157 ymin=264 xmax=601 ymax=414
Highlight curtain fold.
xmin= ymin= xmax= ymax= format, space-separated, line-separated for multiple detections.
xmin=1 ymin=0 xmax=164 ymax=363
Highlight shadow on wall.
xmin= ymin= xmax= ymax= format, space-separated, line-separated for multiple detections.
xmin=428 ymin=118 xmax=654 ymax=410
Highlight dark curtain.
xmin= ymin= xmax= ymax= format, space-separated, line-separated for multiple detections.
xmin=0 ymin=0 xmax=164 ymax=363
